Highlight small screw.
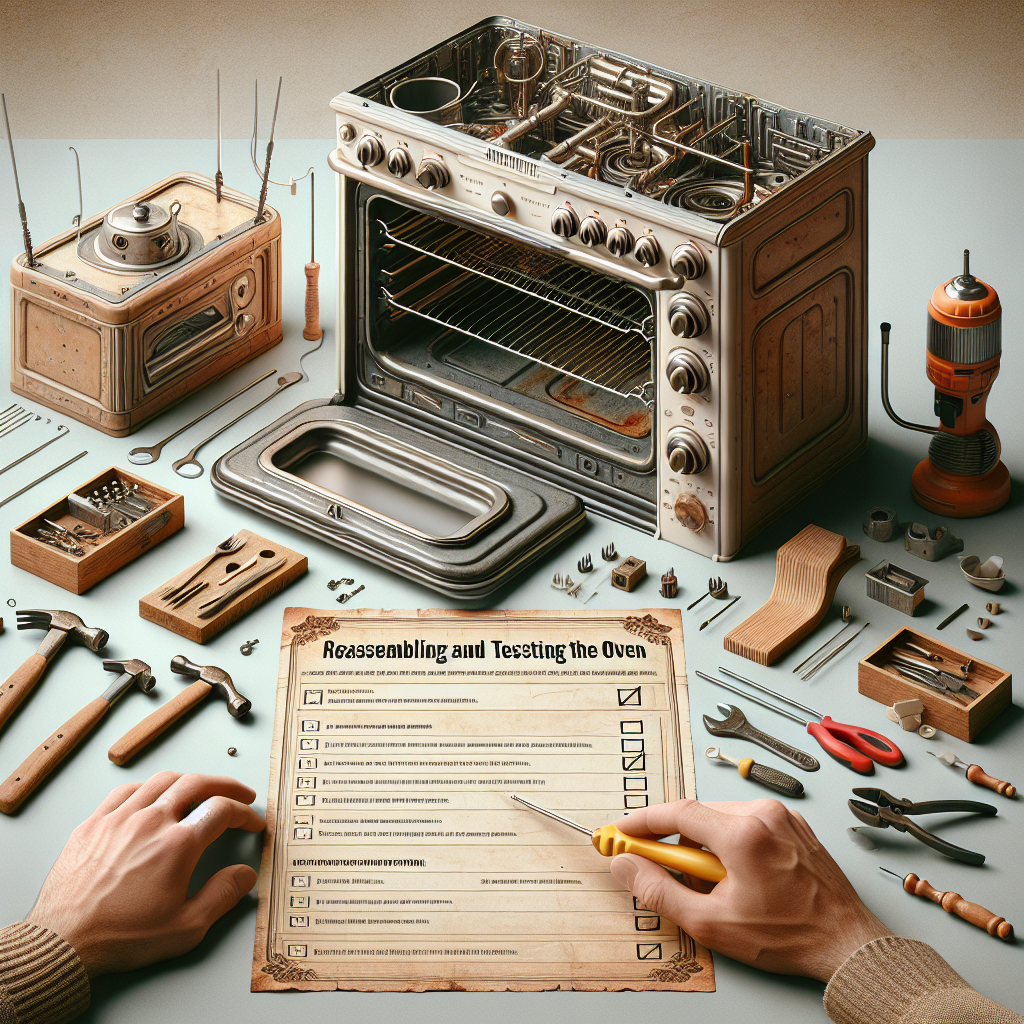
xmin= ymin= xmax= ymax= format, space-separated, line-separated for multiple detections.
xmin=227 ymin=747 xmax=238 ymax=757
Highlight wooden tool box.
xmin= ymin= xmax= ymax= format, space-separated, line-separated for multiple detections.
xmin=858 ymin=627 xmax=1011 ymax=742
xmin=10 ymin=466 xmax=183 ymax=593
xmin=140 ymin=528 xmax=306 ymax=643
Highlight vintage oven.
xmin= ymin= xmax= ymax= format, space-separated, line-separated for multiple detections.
xmin=213 ymin=16 xmax=873 ymax=597
xmin=10 ymin=174 xmax=282 ymax=436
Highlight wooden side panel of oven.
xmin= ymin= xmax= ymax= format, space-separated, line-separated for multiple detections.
xmin=721 ymin=141 xmax=871 ymax=546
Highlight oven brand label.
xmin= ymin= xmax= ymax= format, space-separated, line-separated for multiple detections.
xmin=327 ymin=504 xmax=344 ymax=520
xmin=519 ymin=195 xmax=549 ymax=208
xmin=459 ymin=174 xmax=484 ymax=186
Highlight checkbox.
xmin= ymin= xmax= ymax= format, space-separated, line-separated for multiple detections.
xmin=293 ymin=827 xmax=313 ymax=840
xmin=302 ymin=720 xmax=320 ymax=732
xmin=293 ymin=815 xmax=312 ymax=826
xmin=295 ymin=794 xmax=315 ymax=806
xmin=303 ymin=690 xmax=323 ymax=705
xmin=624 ymin=794 xmax=649 ymax=808
xmin=622 ymin=753 xmax=645 ymax=771
xmin=287 ymin=945 xmax=307 ymax=958
xmin=620 ymin=721 xmax=643 ymax=734
xmin=298 ymin=757 xmax=316 ymax=770
xmin=636 ymin=943 xmax=662 ymax=960
xmin=291 ymin=876 xmax=311 ymax=888
xmin=617 ymin=687 xmax=642 ymax=706
xmin=296 ymin=776 xmax=316 ymax=789
xmin=621 ymin=738 xmax=644 ymax=753
xmin=290 ymin=896 xmax=310 ymax=908
xmin=289 ymin=916 xmax=309 ymax=928
xmin=623 ymin=777 xmax=647 ymax=791
xmin=633 ymin=896 xmax=650 ymax=911
xmin=299 ymin=738 xmax=319 ymax=751
xmin=635 ymin=916 xmax=661 ymax=931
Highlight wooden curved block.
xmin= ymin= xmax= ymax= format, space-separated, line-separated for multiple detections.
xmin=724 ymin=525 xmax=860 ymax=666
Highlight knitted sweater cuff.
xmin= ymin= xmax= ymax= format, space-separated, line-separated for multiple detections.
xmin=824 ymin=935 xmax=980 ymax=1024
xmin=0 ymin=922 xmax=90 ymax=1024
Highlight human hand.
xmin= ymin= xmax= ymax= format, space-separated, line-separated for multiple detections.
xmin=609 ymin=799 xmax=891 ymax=982
xmin=26 ymin=771 xmax=266 ymax=977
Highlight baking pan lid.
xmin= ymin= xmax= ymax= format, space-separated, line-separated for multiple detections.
xmin=212 ymin=400 xmax=585 ymax=599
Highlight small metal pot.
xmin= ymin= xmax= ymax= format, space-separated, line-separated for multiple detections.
xmin=95 ymin=199 xmax=188 ymax=268
xmin=389 ymin=77 xmax=462 ymax=125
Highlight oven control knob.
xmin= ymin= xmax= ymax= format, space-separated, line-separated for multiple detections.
xmin=668 ymin=292 xmax=711 ymax=338
xmin=674 ymin=494 xmax=709 ymax=533
xmin=491 ymin=191 xmax=513 ymax=216
xmin=666 ymin=428 xmax=710 ymax=476
xmin=355 ymin=134 xmax=385 ymax=167
xmin=633 ymin=232 xmax=661 ymax=267
xmin=338 ymin=123 xmax=356 ymax=143
xmin=666 ymin=347 xmax=711 ymax=394
xmin=606 ymin=224 xmax=634 ymax=258
xmin=550 ymin=204 xmax=579 ymax=238
xmin=387 ymin=147 xmax=412 ymax=177
xmin=579 ymin=215 xmax=607 ymax=248
xmin=416 ymin=157 xmax=450 ymax=190
xmin=670 ymin=241 xmax=707 ymax=280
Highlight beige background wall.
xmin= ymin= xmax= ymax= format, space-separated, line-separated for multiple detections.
xmin=0 ymin=0 xmax=1021 ymax=139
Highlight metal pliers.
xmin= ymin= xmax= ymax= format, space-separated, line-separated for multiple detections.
xmin=848 ymin=788 xmax=997 ymax=865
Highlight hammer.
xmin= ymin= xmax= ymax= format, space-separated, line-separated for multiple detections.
xmin=0 ymin=659 xmax=155 ymax=814
xmin=108 ymin=656 xmax=250 ymax=766
xmin=0 ymin=610 xmax=109 ymax=735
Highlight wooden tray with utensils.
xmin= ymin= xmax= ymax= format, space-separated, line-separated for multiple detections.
xmin=139 ymin=528 xmax=306 ymax=642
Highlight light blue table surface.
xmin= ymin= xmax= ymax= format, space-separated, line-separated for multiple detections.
xmin=1 ymin=139 xmax=1022 ymax=1022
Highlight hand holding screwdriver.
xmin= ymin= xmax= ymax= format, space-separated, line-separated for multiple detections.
xmin=510 ymin=794 xmax=726 ymax=882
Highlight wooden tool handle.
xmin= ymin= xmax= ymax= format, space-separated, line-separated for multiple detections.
xmin=108 ymin=680 xmax=212 ymax=765
xmin=0 ymin=697 xmax=110 ymax=814
xmin=905 ymin=873 xmax=1014 ymax=940
xmin=303 ymin=262 xmax=322 ymax=341
xmin=592 ymin=825 xmax=727 ymax=883
xmin=966 ymin=763 xmax=1016 ymax=797
xmin=0 ymin=654 xmax=49 ymax=733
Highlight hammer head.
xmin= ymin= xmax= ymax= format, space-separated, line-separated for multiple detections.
xmin=103 ymin=658 xmax=157 ymax=694
xmin=18 ymin=609 xmax=109 ymax=651
xmin=170 ymin=655 xmax=251 ymax=718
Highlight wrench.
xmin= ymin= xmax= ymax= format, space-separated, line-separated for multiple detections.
xmin=703 ymin=703 xmax=821 ymax=772
xmin=173 ymin=372 xmax=302 ymax=479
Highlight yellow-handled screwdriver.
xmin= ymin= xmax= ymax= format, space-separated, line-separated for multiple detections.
xmin=510 ymin=794 xmax=726 ymax=883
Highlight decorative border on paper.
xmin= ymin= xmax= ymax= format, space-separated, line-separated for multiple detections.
xmin=622 ymin=614 xmax=673 ymax=645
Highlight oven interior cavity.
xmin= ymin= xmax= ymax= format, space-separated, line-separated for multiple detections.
xmin=363 ymin=196 xmax=655 ymax=474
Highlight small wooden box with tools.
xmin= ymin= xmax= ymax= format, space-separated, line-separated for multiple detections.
xmin=140 ymin=528 xmax=307 ymax=643
xmin=10 ymin=466 xmax=183 ymax=594
xmin=858 ymin=627 xmax=1011 ymax=742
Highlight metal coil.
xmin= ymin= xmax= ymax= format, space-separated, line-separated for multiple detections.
xmin=926 ymin=316 xmax=1001 ymax=364
xmin=927 ymin=429 xmax=999 ymax=477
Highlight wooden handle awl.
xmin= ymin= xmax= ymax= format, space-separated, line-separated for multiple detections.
xmin=108 ymin=680 xmax=212 ymax=766
xmin=0 ymin=653 xmax=49 ymax=733
xmin=905 ymin=873 xmax=1014 ymax=940
xmin=966 ymin=763 xmax=1016 ymax=798
xmin=0 ymin=697 xmax=110 ymax=814
xmin=303 ymin=261 xmax=322 ymax=341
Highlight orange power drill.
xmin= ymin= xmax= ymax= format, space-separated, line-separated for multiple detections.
xmin=881 ymin=250 xmax=1008 ymax=517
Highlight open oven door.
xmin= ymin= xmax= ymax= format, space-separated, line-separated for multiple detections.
xmin=211 ymin=399 xmax=585 ymax=599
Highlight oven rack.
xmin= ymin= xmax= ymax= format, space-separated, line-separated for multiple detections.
xmin=381 ymin=266 xmax=652 ymax=399
xmin=378 ymin=211 xmax=654 ymax=336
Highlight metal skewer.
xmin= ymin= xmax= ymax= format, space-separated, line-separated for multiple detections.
xmin=215 ymin=69 xmax=223 ymax=202
xmin=699 ymin=594 xmax=740 ymax=630
xmin=0 ymin=425 xmax=70 ymax=476
xmin=254 ymin=76 xmax=282 ymax=225
xmin=510 ymin=794 xmax=591 ymax=835
xmin=792 ymin=620 xmax=855 ymax=673
xmin=2 ymin=93 xmax=36 ymax=267
xmin=69 ymin=146 xmax=83 ymax=244
xmin=0 ymin=451 xmax=88 ymax=509
xmin=801 ymin=622 xmax=871 ymax=680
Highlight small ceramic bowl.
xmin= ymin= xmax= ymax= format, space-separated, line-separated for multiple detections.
xmin=959 ymin=554 xmax=1006 ymax=592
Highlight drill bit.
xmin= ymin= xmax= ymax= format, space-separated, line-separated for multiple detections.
xmin=1 ymin=93 xmax=36 ymax=267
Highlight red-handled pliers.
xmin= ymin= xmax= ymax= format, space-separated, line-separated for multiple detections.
xmin=701 ymin=668 xmax=905 ymax=775
xmin=806 ymin=716 xmax=903 ymax=774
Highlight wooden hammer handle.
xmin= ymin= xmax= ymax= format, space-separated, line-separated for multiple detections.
xmin=905 ymin=873 xmax=1014 ymax=940
xmin=0 ymin=654 xmax=49 ymax=733
xmin=0 ymin=697 xmax=110 ymax=814
xmin=303 ymin=262 xmax=322 ymax=341
xmin=107 ymin=680 xmax=212 ymax=766
xmin=966 ymin=763 xmax=1016 ymax=797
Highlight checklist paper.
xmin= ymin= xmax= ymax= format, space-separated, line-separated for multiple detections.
xmin=252 ymin=608 xmax=711 ymax=991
